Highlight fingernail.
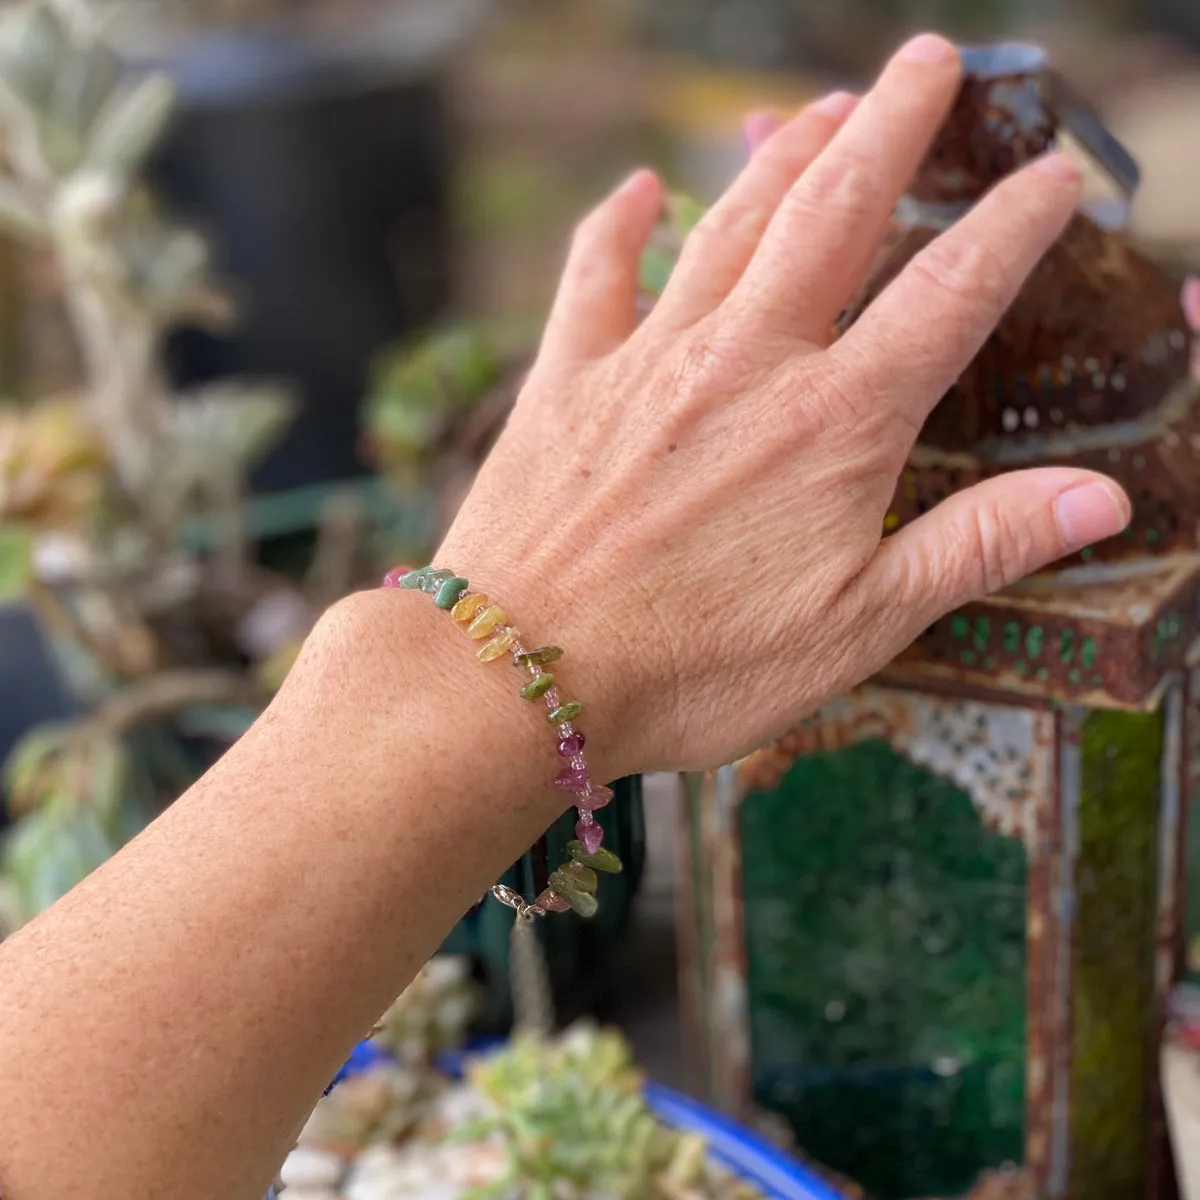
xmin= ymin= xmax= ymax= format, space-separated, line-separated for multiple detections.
xmin=897 ymin=32 xmax=956 ymax=63
xmin=1032 ymin=151 xmax=1082 ymax=183
xmin=1054 ymin=481 xmax=1130 ymax=550
xmin=809 ymin=90 xmax=858 ymax=119
xmin=619 ymin=167 xmax=651 ymax=190
xmin=617 ymin=167 xmax=658 ymax=199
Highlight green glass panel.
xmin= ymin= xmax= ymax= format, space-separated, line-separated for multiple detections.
xmin=739 ymin=740 xmax=1027 ymax=1200
xmin=1071 ymin=709 xmax=1162 ymax=1200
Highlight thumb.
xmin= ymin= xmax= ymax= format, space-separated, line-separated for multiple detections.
xmin=859 ymin=468 xmax=1131 ymax=642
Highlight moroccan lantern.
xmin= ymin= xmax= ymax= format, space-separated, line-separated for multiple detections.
xmin=677 ymin=44 xmax=1196 ymax=1200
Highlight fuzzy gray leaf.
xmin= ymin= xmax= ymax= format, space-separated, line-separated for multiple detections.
xmin=84 ymin=71 xmax=175 ymax=175
xmin=171 ymin=385 xmax=296 ymax=475
xmin=0 ymin=3 xmax=66 ymax=114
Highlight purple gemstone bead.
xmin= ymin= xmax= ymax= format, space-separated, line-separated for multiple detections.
xmin=576 ymin=819 xmax=604 ymax=855
xmin=580 ymin=784 xmax=615 ymax=811
xmin=554 ymin=768 xmax=591 ymax=793
xmin=381 ymin=566 xmax=412 ymax=588
xmin=557 ymin=733 xmax=586 ymax=757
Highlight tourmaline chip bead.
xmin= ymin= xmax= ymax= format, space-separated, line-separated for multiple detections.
xmin=384 ymin=563 xmax=611 ymax=921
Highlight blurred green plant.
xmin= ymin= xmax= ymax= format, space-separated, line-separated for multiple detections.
xmin=455 ymin=1024 xmax=757 ymax=1200
xmin=373 ymin=955 xmax=479 ymax=1065
xmin=0 ymin=0 xmax=378 ymax=927
xmin=363 ymin=191 xmax=702 ymax=547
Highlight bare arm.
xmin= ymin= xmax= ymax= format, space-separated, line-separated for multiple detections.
xmin=0 ymin=35 xmax=1130 ymax=1200
xmin=0 ymin=595 xmax=589 ymax=1199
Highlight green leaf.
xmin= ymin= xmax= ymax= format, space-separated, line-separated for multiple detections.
xmin=84 ymin=71 xmax=176 ymax=174
xmin=0 ymin=523 xmax=34 ymax=601
xmin=668 ymin=192 xmax=706 ymax=237
xmin=4 ymin=722 xmax=64 ymax=792
xmin=3 ymin=794 xmax=118 ymax=918
xmin=638 ymin=246 xmax=675 ymax=298
xmin=83 ymin=734 xmax=130 ymax=830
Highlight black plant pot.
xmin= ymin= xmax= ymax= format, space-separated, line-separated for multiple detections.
xmin=142 ymin=8 xmax=480 ymax=495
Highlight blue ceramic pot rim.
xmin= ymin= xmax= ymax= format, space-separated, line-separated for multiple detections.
xmin=327 ymin=1040 xmax=841 ymax=1200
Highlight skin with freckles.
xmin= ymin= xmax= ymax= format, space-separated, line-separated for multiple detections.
xmin=0 ymin=35 xmax=1131 ymax=1200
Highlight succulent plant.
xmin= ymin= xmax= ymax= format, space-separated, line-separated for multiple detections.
xmin=372 ymin=955 xmax=479 ymax=1066
xmin=286 ymin=959 xmax=764 ymax=1200
xmin=456 ymin=1025 xmax=757 ymax=1200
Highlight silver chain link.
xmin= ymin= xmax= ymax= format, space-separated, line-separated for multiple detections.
xmin=492 ymin=885 xmax=555 ymax=1037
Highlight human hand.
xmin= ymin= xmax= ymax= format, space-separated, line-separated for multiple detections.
xmin=436 ymin=34 xmax=1131 ymax=778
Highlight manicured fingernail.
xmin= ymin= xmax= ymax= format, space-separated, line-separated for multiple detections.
xmin=1033 ymin=151 xmax=1082 ymax=183
xmin=897 ymin=32 xmax=956 ymax=63
xmin=1054 ymin=481 xmax=1130 ymax=550
xmin=809 ymin=90 xmax=857 ymax=119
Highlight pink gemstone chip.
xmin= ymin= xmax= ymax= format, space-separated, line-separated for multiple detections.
xmin=554 ymin=767 xmax=591 ymax=793
xmin=536 ymin=888 xmax=571 ymax=913
xmin=576 ymin=819 xmax=604 ymax=855
xmin=381 ymin=566 xmax=412 ymax=588
xmin=579 ymin=784 xmax=614 ymax=811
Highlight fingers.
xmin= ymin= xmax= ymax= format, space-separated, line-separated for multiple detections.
xmin=650 ymin=92 xmax=858 ymax=331
xmin=1184 ymin=278 xmax=1200 ymax=378
xmin=541 ymin=168 xmax=663 ymax=364
xmin=728 ymin=33 xmax=961 ymax=343
xmin=1183 ymin=277 xmax=1200 ymax=332
xmin=832 ymin=153 xmax=1082 ymax=433
xmin=858 ymin=468 xmax=1130 ymax=644
xmin=744 ymin=110 xmax=784 ymax=156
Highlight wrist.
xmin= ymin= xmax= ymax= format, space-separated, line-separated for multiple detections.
xmin=427 ymin=545 xmax=640 ymax=786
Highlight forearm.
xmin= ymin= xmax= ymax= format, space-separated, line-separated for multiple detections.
xmin=0 ymin=590 xmax=577 ymax=1200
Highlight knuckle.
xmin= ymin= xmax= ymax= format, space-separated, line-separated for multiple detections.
xmin=788 ymin=151 xmax=882 ymax=222
xmin=787 ymin=353 xmax=878 ymax=437
xmin=911 ymin=236 xmax=1015 ymax=312
xmin=830 ymin=339 xmax=922 ymax=441
xmin=664 ymin=335 xmax=736 ymax=405
xmin=967 ymin=502 xmax=1031 ymax=596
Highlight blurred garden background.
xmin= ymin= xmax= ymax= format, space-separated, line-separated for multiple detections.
xmin=2 ymin=2 xmax=1200 ymax=1197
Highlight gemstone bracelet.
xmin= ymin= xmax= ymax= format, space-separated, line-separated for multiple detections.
xmin=382 ymin=565 xmax=623 ymax=920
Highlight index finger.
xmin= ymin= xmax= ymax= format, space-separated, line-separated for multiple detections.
xmin=726 ymin=33 xmax=962 ymax=344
